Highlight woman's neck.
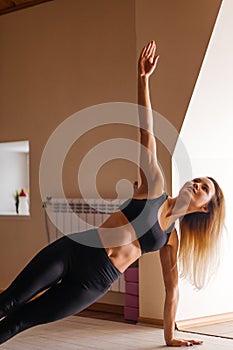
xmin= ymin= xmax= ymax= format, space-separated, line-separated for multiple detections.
xmin=159 ymin=196 xmax=196 ymax=231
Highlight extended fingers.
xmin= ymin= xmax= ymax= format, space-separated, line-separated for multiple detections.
xmin=140 ymin=40 xmax=156 ymax=58
xmin=146 ymin=40 xmax=156 ymax=57
xmin=186 ymin=339 xmax=203 ymax=346
xmin=140 ymin=45 xmax=147 ymax=58
xmin=190 ymin=340 xmax=203 ymax=345
xmin=167 ymin=338 xmax=203 ymax=347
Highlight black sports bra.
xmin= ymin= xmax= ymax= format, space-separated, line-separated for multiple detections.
xmin=119 ymin=192 xmax=174 ymax=254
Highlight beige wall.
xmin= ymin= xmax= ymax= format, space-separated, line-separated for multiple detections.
xmin=0 ymin=0 xmax=222 ymax=324
xmin=136 ymin=0 xmax=222 ymax=321
xmin=0 ymin=0 xmax=136 ymax=288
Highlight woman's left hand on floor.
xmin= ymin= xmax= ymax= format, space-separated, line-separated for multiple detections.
xmin=166 ymin=337 xmax=203 ymax=347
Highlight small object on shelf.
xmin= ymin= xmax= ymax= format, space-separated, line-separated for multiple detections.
xmin=15 ymin=190 xmax=19 ymax=214
xmin=18 ymin=189 xmax=29 ymax=215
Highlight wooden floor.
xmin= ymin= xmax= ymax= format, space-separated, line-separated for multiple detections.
xmin=1 ymin=315 xmax=233 ymax=350
xmin=181 ymin=320 xmax=233 ymax=339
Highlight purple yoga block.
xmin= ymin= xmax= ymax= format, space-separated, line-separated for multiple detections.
xmin=124 ymin=267 xmax=139 ymax=282
xmin=124 ymin=306 xmax=139 ymax=321
xmin=125 ymin=293 xmax=139 ymax=308
xmin=125 ymin=282 xmax=139 ymax=296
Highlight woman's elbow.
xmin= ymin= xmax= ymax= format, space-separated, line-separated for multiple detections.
xmin=165 ymin=284 xmax=179 ymax=299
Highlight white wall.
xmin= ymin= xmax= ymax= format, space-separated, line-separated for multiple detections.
xmin=173 ymin=0 xmax=233 ymax=321
xmin=0 ymin=148 xmax=29 ymax=214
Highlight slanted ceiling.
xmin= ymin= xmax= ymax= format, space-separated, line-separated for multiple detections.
xmin=0 ymin=0 xmax=53 ymax=15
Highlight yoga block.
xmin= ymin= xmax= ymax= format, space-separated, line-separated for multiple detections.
xmin=124 ymin=267 xmax=139 ymax=282
xmin=125 ymin=293 xmax=139 ymax=308
xmin=124 ymin=306 xmax=139 ymax=321
xmin=125 ymin=282 xmax=139 ymax=296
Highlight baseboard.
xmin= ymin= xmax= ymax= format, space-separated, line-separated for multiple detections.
xmin=137 ymin=316 xmax=163 ymax=328
xmin=177 ymin=312 xmax=233 ymax=329
xmin=87 ymin=302 xmax=124 ymax=315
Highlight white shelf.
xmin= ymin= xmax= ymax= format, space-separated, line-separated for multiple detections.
xmin=0 ymin=212 xmax=30 ymax=219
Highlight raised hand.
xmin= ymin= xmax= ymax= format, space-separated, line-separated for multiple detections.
xmin=166 ymin=337 xmax=203 ymax=347
xmin=138 ymin=40 xmax=159 ymax=78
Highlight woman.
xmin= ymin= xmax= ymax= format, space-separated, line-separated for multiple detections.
xmin=0 ymin=41 xmax=225 ymax=347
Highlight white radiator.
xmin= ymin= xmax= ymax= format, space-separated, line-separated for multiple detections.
xmin=43 ymin=198 xmax=126 ymax=293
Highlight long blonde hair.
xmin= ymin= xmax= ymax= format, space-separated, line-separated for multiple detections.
xmin=178 ymin=177 xmax=226 ymax=289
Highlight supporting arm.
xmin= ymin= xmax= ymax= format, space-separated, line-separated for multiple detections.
xmin=159 ymin=230 xmax=203 ymax=347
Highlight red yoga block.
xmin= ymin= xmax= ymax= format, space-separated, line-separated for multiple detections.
xmin=125 ymin=282 xmax=139 ymax=296
xmin=125 ymin=293 xmax=139 ymax=308
xmin=124 ymin=306 xmax=139 ymax=321
xmin=124 ymin=267 xmax=139 ymax=283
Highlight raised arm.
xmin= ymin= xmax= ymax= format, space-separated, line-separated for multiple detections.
xmin=138 ymin=41 xmax=159 ymax=135
xmin=137 ymin=41 xmax=164 ymax=196
xmin=160 ymin=230 xmax=203 ymax=347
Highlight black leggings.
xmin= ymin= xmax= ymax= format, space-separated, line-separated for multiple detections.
xmin=0 ymin=229 xmax=122 ymax=345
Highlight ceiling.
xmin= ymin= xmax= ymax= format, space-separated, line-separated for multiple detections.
xmin=0 ymin=0 xmax=53 ymax=16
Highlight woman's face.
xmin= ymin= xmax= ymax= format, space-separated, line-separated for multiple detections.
xmin=179 ymin=177 xmax=216 ymax=213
